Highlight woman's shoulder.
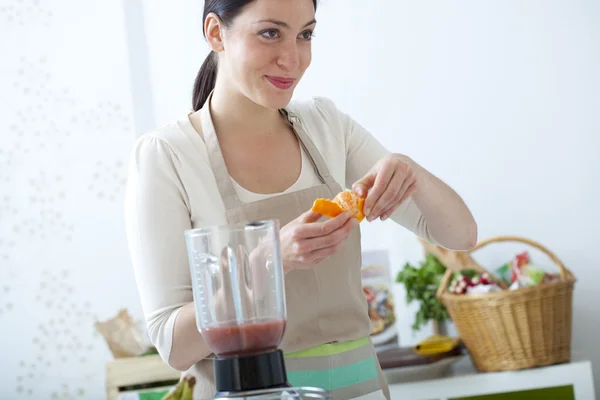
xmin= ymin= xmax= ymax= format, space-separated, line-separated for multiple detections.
xmin=129 ymin=126 xmax=177 ymax=169
xmin=286 ymin=96 xmax=348 ymax=146
xmin=132 ymin=115 xmax=208 ymax=165
xmin=286 ymin=96 xmax=344 ymax=127
xmin=134 ymin=119 xmax=186 ymax=149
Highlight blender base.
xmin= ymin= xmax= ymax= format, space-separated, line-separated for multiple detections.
xmin=214 ymin=349 xmax=290 ymax=395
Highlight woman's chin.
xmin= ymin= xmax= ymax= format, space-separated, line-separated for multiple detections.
xmin=255 ymin=83 xmax=296 ymax=109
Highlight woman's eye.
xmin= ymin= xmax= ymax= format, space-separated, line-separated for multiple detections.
xmin=299 ymin=30 xmax=314 ymax=41
xmin=260 ymin=29 xmax=279 ymax=39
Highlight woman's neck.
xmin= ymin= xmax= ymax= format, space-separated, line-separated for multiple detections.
xmin=209 ymin=82 xmax=282 ymax=139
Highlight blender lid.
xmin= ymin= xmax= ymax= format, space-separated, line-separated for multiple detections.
xmin=213 ymin=386 xmax=331 ymax=399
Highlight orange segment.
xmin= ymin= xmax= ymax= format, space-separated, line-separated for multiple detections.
xmin=311 ymin=190 xmax=366 ymax=222
xmin=333 ymin=190 xmax=366 ymax=222
xmin=312 ymin=198 xmax=343 ymax=219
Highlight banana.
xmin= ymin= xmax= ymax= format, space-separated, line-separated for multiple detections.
xmin=162 ymin=379 xmax=185 ymax=400
xmin=413 ymin=334 xmax=461 ymax=355
xmin=181 ymin=375 xmax=196 ymax=400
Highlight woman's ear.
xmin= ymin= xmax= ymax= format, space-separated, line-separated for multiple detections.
xmin=205 ymin=12 xmax=225 ymax=53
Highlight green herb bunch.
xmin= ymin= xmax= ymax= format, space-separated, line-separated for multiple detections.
xmin=396 ymin=253 xmax=451 ymax=331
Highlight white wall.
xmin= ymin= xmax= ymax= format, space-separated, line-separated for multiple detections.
xmin=0 ymin=1 xmax=142 ymax=399
xmin=142 ymin=0 xmax=600 ymax=394
xmin=143 ymin=0 xmax=205 ymax=123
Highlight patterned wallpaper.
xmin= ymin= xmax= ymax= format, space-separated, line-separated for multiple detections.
xmin=0 ymin=1 xmax=145 ymax=398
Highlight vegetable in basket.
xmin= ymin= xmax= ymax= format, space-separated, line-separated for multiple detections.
xmin=448 ymin=251 xmax=561 ymax=296
xmin=448 ymin=269 xmax=503 ymax=295
xmin=495 ymin=251 xmax=559 ymax=290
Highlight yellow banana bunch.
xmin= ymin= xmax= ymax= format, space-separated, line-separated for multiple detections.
xmin=162 ymin=380 xmax=184 ymax=400
xmin=413 ymin=334 xmax=461 ymax=355
xmin=181 ymin=375 xmax=196 ymax=400
xmin=162 ymin=375 xmax=196 ymax=400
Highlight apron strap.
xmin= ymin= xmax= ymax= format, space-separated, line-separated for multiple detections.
xmin=200 ymin=92 xmax=242 ymax=210
xmin=279 ymin=108 xmax=340 ymax=195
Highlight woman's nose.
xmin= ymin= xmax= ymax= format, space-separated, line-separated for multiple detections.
xmin=276 ymin=42 xmax=300 ymax=71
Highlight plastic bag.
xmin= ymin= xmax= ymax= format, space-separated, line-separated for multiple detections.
xmin=95 ymin=309 xmax=147 ymax=358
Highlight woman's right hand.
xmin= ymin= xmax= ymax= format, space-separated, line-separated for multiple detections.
xmin=280 ymin=210 xmax=358 ymax=274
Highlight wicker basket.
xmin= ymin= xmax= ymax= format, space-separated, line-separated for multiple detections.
xmin=424 ymin=236 xmax=576 ymax=372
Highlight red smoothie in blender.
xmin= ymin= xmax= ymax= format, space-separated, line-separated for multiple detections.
xmin=202 ymin=319 xmax=286 ymax=357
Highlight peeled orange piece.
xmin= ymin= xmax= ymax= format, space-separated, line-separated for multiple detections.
xmin=312 ymin=190 xmax=366 ymax=222
xmin=311 ymin=198 xmax=343 ymax=219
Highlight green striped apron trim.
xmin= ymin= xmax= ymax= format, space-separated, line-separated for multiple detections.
xmin=285 ymin=337 xmax=370 ymax=358
xmin=284 ymin=337 xmax=381 ymax=395
xmin=286 ymin=356 xmax=379 ymax=391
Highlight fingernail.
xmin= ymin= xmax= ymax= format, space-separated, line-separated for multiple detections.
xmin=381 ymin=214 xmax=388 ymax=221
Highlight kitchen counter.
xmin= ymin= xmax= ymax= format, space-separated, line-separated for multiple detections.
xmin=384 ymin=353 xmax=595 ymax=399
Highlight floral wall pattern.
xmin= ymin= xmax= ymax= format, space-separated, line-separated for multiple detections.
xmin=0 ymin=1 xmax=147 ymax=398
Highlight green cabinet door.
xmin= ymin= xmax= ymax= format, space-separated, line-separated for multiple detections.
xmin=450 ymin=385 xmax=574 ymax=400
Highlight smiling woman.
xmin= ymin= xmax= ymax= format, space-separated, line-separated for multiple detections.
xmin=193 ymin=0 xmax=318 ymax=111
xmin=124 ymin=0 xmax=477 ymax=398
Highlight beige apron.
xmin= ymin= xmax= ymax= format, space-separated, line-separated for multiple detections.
xmin=186 ymin=94 xmax=390 ymax=400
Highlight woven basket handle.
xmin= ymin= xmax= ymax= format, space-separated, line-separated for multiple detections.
xmin=436 ymin=268 xmax=457 ymax=301
xmin=469 ymin=236 xmax=572 ymax=281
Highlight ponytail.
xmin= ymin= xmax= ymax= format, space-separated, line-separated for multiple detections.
xmin=192 ymin=51 xmax=218 ymax=111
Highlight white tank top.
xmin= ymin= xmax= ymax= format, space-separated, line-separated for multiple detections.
xmin=230 ymin=145 xmax=321 ymax=203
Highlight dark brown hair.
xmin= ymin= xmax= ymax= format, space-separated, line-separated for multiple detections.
xmin=192 ymin=0 xmax=318 ymax=111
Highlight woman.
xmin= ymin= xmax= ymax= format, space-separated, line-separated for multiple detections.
xmin=124 ymin=0 xmax=477 ymax=398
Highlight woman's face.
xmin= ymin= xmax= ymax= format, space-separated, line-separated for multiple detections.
xmin=215 ymin=0 xmax=316 ymax=109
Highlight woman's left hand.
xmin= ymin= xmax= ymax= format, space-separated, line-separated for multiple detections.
xmin=352 ymin=154 xmax=419 ymax=222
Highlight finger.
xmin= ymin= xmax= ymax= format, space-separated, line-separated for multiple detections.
xmin=396 ymin=180 xmax=417 ymax=206
xmin=300 ymin=234 xmax=349 ymax=264
xmin=380 ymin=181 xmax=417 ymax=221
xmin=363 ymin=163 xmax=395 ymax=218
xmin=298 ymin=217 xmax=357 ymax=253
xmin=373 ymin=171 xmax=413 ymax=219
xmin=352 ymin=181 xmax=370 ymax=199
xmin=367 ymin=170 xmax=405 ymax=221
xmin=396 ymin=170 xmax=416 ymax=199
xmin=294 ymin=212 xmax=351 ymax=239
xmin=352 ymin=171 xmax=376 ymax=199
xmin=368 ymin=161 xmax=412 ymax=219
xmin=299 ymin=210 xmax=324 ymax=224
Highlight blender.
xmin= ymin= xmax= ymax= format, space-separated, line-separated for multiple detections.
xmin=185 ymin=219 xmax=330 ymax=400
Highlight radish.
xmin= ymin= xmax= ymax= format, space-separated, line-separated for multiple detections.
xmin=481 ymin=273 xmax=492 ymax=285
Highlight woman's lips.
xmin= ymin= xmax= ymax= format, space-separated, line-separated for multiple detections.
xmin=265 ymin=75 xmax=295 ymax=90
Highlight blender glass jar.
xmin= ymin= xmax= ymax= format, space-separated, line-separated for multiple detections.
xmin=185 ymin=219 xmax=287 ymax=357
